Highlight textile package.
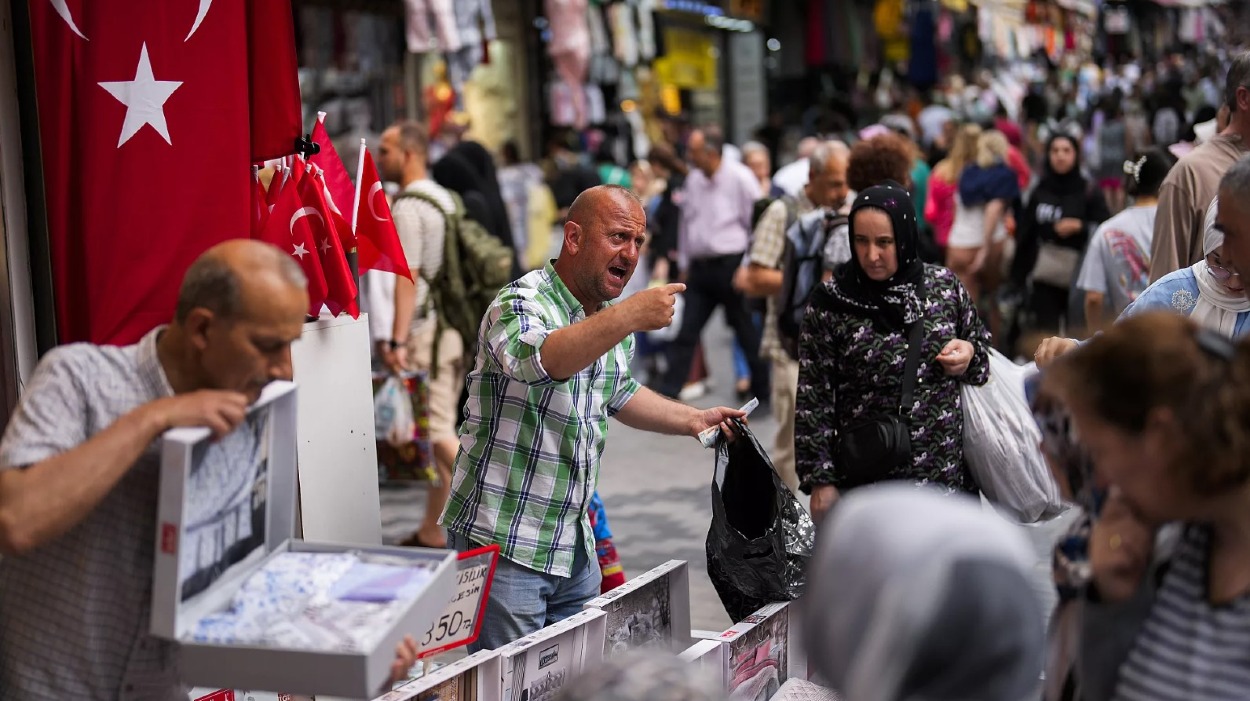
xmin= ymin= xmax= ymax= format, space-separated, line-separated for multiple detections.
xmin=707 ymin=420 xmax=816 ymax=621
xmin=373 ymin=373 xmax=435 ymax=482
xmin=961 ymin=350 xmax=1065 ymax=523
xmin=191 ymin=552 xmax=436 ymax=652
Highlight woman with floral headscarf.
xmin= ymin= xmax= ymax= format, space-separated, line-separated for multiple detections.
xmin=795 ymin=182 xmax=992 ymax=522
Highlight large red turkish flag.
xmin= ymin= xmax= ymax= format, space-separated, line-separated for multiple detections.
xmin=29 ymin=0 xmax=302 ymax=345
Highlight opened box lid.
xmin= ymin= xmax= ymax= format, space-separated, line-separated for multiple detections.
xmin=150 ymin=381 xmax=300 ymax=640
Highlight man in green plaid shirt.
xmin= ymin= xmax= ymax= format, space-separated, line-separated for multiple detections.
xmin=440 ymin=185 xmax=743 ymax=651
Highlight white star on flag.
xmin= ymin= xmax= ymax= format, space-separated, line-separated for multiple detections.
xmin=292 ymin=242 xmax=309 ymax=260
xmin=319 ymin=238 xmax=332 ymax=254
xmin=98 ymin=43 xmax=183 ymax=148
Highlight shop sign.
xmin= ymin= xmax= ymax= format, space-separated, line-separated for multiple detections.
xmin=416 ymin=545 xmax=501 ymax=659
xmin=655 ymin=27 xmax=719 ymax=91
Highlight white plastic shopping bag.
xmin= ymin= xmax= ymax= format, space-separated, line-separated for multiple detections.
xmin=373 ymin=376 xmax=416 ymax=448
xmin=961 ymin=349 xmax=1065 ymax=523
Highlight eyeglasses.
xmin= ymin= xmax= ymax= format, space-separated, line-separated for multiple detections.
xmin=1207 ymin=263 xmax=1241 ymax=281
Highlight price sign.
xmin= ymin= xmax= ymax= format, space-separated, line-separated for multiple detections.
xmin=416 ymin=545 xmax=500 ymax=659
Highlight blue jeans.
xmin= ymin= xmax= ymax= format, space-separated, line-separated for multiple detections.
xmin=731 ymin=312 xmax=763 ymax=383
xmin=449 ymin=531 xmax=602 ymax=652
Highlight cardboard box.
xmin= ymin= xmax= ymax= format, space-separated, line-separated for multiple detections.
xmin=717 ymin=602 xmax=808 ymax=701
xmin=498 ymin=609 xmax=608 ymax=701
xmin=583 ymin=560 xmax=692 ymax=656
xmin=151 ymin=381 xmax=457 ymax=698
xmin=373 ymin=650 xmax=504 ymax=701
xmin=679 ymin=638 xmax=729 ymax=686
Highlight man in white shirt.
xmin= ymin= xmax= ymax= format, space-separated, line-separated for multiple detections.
xmin=772 ymin=137 xmax=820 ymax=197
xmin=377 ymin=120 xmax=461 ymax=549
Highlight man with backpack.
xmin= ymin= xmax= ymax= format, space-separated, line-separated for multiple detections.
xmin=733 ymin=141 xmax=852 ymax=492
xmin=377 ymin=120 xmax=476 ymax=549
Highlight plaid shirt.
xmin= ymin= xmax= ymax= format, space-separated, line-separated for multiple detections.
xmin=440 ymin=263 xmax=641 ymax=576
xmin=748 ymin=191 xmax=818 ymax=362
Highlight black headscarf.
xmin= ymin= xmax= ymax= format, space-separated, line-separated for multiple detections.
xmin=820 ymin=182 xmax=927 ymax=333
xmin=448 ymin=141 xmax=515 ymax=250
xmin=1038 ymin=133 xmax=1088 ymax=196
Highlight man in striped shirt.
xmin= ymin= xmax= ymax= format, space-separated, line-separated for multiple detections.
xmin=441 ymin=185 xmax=743 ymax=651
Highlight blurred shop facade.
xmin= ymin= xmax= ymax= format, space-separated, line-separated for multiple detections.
xmin=291 ymin=0 xmax=776 ymax=172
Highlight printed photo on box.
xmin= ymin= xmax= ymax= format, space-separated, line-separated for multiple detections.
xmin=602 ymin=575 xmax=672 ymax=656
xmin=727 ymin=611 xmax=788 ymax=701
xmin=511 ymin=639 xmax=570 ymax=701
xmin=181 ymin=408 xmax=272 ymax=601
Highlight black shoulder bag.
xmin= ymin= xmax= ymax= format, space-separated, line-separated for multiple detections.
xmin=834 ymin=276 xmax=927 ymax=489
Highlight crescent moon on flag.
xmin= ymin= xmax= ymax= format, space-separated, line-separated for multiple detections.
xmin=185 ymin=0 xmax=214 ymax=41
xmin=290 ymin=207 xmax=325 ymax=236
xmin=367 ymin=182 xmax=390 ymax=222
xmin=49 ymin=0 xmax=87 ymax=40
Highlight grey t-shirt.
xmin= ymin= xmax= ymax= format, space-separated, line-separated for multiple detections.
xmin=0 ymin=327 xmax=186 ymax=700
xmin=1076 ymin=205 xmax=1157 ymax=317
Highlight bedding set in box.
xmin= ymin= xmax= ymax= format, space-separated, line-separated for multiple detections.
xmin=151 ymin=381 xmax=457 ymax=699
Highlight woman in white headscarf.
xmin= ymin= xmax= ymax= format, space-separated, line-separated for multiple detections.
xmin=1035 ymin=196 xmax=1250 ymax=366
xmin=802 ymin=484 xmax=1044 ymax=701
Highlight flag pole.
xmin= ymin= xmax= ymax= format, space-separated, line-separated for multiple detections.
xmin=352 ymin=138 xmax=366 ymax=235
xmin=350 ymin=138 xmax=368 ymax=281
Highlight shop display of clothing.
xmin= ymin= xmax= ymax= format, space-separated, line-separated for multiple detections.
xmin=403 ymin=0 xmax=460 ymax=54
xmin=607 ymin=2 xmax=638 ymax=67
xmin=191 ymin=552 xmax=437 ymax=652
xmin=451 ymin=0 xmax=496 ymax=49
xmin=587 ymin=4 xmax=620 ymax=85
xmin=546 ymin=0 xmax=591 ymax=129
xmin=636 ymin=0 xmax=657 ymax=61
xmin=445 ymin=0 xmax=495 ymax=102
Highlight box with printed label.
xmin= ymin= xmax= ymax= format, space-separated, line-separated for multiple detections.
xmin=373 ymin=650 xmax=503 ymax=701
xmin=151 ymin=381 xmax=457 ymax=699
xmin=498 ymin=609 xmax=608 ymax=701
xmin=583 ymin=559 xmax=692 ymax=656
xmin=679 ymin=638 xmax=729 ymax=687
xmin=717 ymin=602 xmax=808 ymax=701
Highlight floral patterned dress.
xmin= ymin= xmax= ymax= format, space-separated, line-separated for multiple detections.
xmin=795 ymin=264 xmax=991 ymax=494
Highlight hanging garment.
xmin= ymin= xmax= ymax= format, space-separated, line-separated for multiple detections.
xmin=587 ymin=2 xmax=620 ymax=84
xmin=909 ymin=6 xmax=938 ymax=90
xmin=452 ymin=0 xmax=496 ymax=48
xmin=548 ymin=0 xmax=592 ymax=128
xmin=402 ymin=0 xmax=460 ymax=53
xmin=607 ymin=2 xmax=638 ymax=67
xmin=637 ymin=0 xmax=657 ymax=61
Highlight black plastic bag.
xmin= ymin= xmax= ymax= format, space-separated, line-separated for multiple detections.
xmin=706 ymin=420 xmax=816 ymax=622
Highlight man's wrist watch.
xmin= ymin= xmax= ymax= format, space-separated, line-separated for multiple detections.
xmin=387 ymin=339 xmax=400 ymax=351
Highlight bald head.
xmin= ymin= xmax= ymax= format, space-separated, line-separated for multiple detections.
xmin=566 ymin=185 xmax=643 ymax=234
xmin=176 ymin=240 xmax=307 ymax=324
xmin=556 ymin=185 xmax=647 ymax=309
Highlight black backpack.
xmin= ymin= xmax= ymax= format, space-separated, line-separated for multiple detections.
xmin=778 ymin=210 xmax=849 ymax=358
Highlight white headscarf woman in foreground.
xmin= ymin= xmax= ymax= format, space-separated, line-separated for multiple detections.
xmin=803 ymin=484 xmax=1044 ymax=701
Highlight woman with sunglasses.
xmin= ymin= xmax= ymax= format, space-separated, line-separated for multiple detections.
xmin=1035 ymin=196 xmax=1250 ymax=367
xmin=1039 ymin=312 xmax=1250 ymax=700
